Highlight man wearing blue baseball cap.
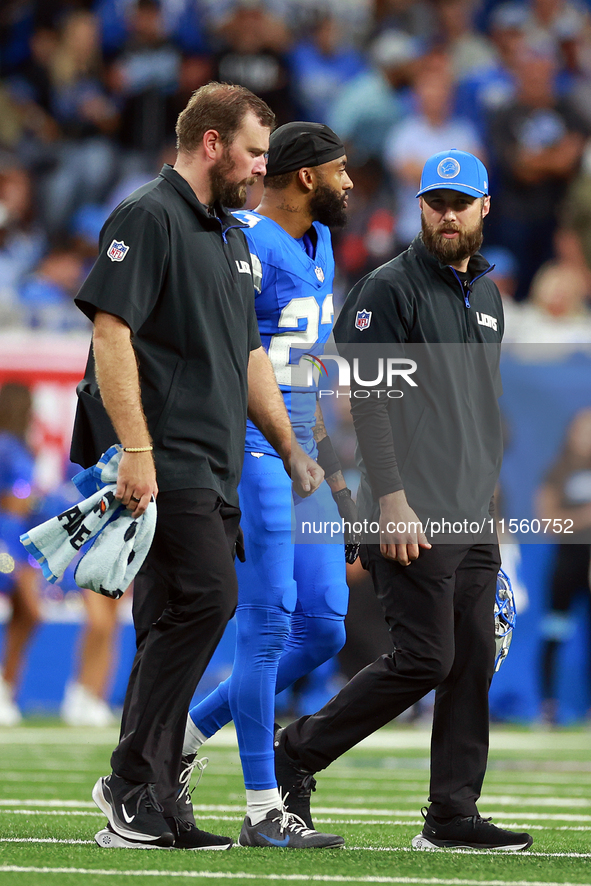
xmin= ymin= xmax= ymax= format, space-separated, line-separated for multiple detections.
xmin=274 ymin=150 xmax=534 ymax=852
xmin=415 ymin=148 xmax=490 ymax=269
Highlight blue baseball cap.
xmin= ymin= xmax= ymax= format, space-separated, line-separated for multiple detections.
xmin=416 ymin=150 xmax=489 ymax=199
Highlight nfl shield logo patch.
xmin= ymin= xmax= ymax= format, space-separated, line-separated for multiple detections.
xmin=355 ymin=309 xmax=372 ymax=330
xmin=107 ymin=240 xmax=129 ymax=262
xmin=315 ymin=267 xmax=325 ymax=282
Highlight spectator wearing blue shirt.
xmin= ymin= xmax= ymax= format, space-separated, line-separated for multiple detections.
xmin=0 ymin=162 xmax=46 ymax=324
xmin=211 ymin=3 xmax=297 ymax=126
xmin=487 ymin=43 xmax=588 ymax=299
xmin=18 ymin=245 xmax=90 ymax=332
xmin=384 ymin=61 xmax=483 ymax=249
xmin=107 ymin=0 xmax=182 ymax=172
xmin=94 ymin=0 xmax=209 ymax=57
xmin=434 ymin=0 xmax=498 ymax=80
xmin=41 ymin=10 xmax=119 ymax=234
xmin=454 ymin=3 xmax=528 ymax=141
xmin=288 ymin=13 xmax=366 ymax=123
xmin=328 ymin=29 xmax=420 ymax=162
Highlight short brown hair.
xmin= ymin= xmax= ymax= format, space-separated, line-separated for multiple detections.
xmin=175 ymin=82 xmax=275 ymax=153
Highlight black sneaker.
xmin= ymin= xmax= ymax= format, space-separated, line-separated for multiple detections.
xmin=175 ymin=754 xmax=208 ymax=823
xmin=238 ymin=807 xmax=344 ymax=849
xmin=92 ymin=773 xmax=174 ymax=847
xmin=166 ymin=816 xmax=233 ymax=850
xmin=274 ymin=727 xmax=317 ymax=829
xmin=412 ymin=808 xmax=533 ymax=851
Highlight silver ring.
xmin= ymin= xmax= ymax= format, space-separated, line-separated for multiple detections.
xmin=130 ymin=495 xmax=140 ymax=503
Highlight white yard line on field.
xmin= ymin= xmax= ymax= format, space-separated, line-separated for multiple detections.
xmin=2 ymin=800 xmax=591 ymax=824
xmin=1 ymin=812 xmax=590 ymax=831
xmin=0 ymin=800 xmax=97 ymax=807
xmin=2 ymin=838 xmax=591 ymax=855
xmin=0 ymin=772 xmax=86 ymax=782
xmin=1 ymin=866 xmax=591 ymax=885
xmin=0 ymin=810 xmax=104 ymax=817
xmin=3 ymin=811 xmax=591 ymax=832
xmin=1 ymin=726 xmax=591 ymax=754
xmin=297 ymin=795 xmax=591 ymax=808
xmin=0 ymin=838 xmax=93 ymax=844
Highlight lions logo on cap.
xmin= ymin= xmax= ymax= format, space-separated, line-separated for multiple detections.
xmin=437 ymin=158 xmax=461 ymax=179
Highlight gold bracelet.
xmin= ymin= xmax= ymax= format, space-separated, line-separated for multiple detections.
xmin=123 ymin=446 xmax=153 ymax=453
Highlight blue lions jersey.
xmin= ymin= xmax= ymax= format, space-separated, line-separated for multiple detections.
xmin=235 ymin=211 xmax=335 ymax=457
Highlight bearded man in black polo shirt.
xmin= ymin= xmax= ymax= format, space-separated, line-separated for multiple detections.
xmin=71 ymin=82 xmax=324 ymax=851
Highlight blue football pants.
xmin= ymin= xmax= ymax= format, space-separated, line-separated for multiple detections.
xmin=188 ymin=452 xmax=348 ymax=789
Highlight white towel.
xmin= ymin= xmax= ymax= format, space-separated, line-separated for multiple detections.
xmin=21 ymin=445 xmax=156 ymax=599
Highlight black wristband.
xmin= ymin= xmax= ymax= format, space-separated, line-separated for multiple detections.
xmin=316 ymin=435 xmax=342 ymax=478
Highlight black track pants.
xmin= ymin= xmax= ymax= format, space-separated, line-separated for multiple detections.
xmin=111 ymin=488 xmax=240 ymax=814
xmin=283 ymin=542 xmax=500 ymax=819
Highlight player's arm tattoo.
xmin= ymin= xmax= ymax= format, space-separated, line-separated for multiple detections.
xmin=325 ymin=469 xmax=347 ymax=492
xmin=313 ymin=400 xmax=327 ymax=442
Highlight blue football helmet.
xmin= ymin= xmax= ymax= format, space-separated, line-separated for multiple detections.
xmin=494 ymin=568 xmax=516 ymax=672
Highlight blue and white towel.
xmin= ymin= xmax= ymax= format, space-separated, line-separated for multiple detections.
xmin=20 ymin=445 xmax=156 ymax=599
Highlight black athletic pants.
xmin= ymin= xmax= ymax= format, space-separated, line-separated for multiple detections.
xmin=111 ymin=488 xmax=240 ymax=816
xmin=283 ymin=542 xmax=500 ymax=819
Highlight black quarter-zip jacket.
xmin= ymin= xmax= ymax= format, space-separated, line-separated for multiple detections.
xmin=333 ymin=234 xmax=504 ymax=530
xmin=71 ymin=164 xmax=261 ymax=506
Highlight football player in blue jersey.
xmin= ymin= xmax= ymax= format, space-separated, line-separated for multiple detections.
xmin=182 ymin=122 xmax=356 ymax=848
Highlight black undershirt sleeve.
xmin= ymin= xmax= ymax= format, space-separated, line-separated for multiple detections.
xmin=349 ymin=388 xmax=404 ymax=498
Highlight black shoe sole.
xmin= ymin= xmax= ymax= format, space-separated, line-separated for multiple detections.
xmin=412 ymin=832 xmax=533 ymax=851
xmin=238 ymin=833 xmax=345 ymax=849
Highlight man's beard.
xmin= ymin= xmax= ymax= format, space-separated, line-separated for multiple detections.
xmin=209 ymin=151 xmax=256 ymax=209
xmin=309 ymin=181 xmax=348 ymax=228
xmin=421 ymin=210 xmax=484 ymax=265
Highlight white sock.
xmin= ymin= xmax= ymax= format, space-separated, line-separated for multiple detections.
xmin=245 ymin=788 xmax=282 ymax=825
xmin=182 ymin=714 xmax=207 ymax=756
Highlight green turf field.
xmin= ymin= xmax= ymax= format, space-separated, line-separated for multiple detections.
xmin=0 ymin=722 xmax=590 ymax=885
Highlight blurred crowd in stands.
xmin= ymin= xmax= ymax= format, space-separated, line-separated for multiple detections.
xmin=1 ymin=0 xmax=591 ymax=337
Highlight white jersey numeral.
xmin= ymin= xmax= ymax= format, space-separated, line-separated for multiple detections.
xmin=267 ymin=294 xmax=334 ymax=386
xmin=321 ymin=293 xmax=334 ymax=325
xmin=241 ymin=213 xmax=264 ymax=227
xmin=250 ymin=253 xmax=263 ymax=294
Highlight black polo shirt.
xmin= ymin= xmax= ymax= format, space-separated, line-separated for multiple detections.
xmin=72 ymin=164 xmax=261 ymax=507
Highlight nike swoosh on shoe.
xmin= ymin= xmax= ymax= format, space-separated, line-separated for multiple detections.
xmin=257 ymin=833 xmax=290 ymax=847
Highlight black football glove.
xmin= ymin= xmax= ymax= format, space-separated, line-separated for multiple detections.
xmin=331 ymin=487 xmax=361 ymax=564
